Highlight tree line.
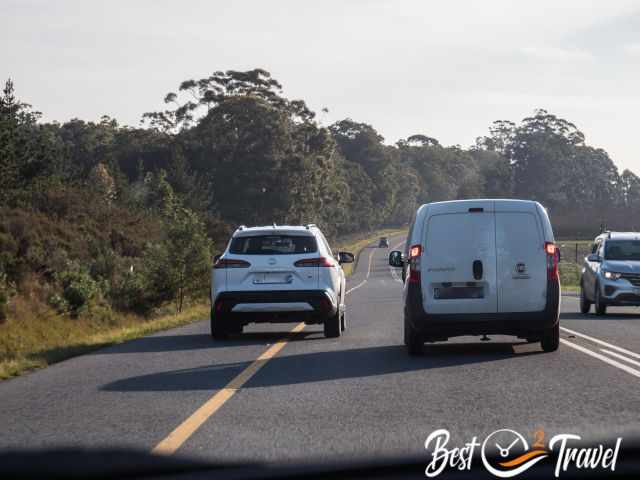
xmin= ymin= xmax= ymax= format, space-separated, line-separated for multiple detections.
xmin=1 ymin=68 xmax=638 ymax=320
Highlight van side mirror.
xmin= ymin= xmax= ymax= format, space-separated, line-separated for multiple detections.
xmin=587 ymin=254 xmax=601 ymax=263
xmin=338 ymin=251 xmax=354 ymax=264
xmin=213 ymin=254 xmax=222 ymax=264
xmin=389 ymin=250 xmax=404 ymax=267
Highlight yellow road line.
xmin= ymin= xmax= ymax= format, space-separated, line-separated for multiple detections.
xmin=152 ymin=322 xmax=305 ymax=455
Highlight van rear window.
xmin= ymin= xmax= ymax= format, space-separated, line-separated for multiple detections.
xmin=229 ymin=235 xmax=317 ymax=255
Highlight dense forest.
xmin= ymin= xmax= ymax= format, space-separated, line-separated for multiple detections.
xmin=1 ymin=68 xmax=639 ymax=321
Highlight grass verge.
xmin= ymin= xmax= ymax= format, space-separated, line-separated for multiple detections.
xmin=0 ymin=301 xmax=209 ymax=380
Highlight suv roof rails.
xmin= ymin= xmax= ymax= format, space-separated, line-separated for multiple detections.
xmin=237 ymin=225 xmax=246 ymax=231
xmin=305 ymin=223 xmax=317 ymax=229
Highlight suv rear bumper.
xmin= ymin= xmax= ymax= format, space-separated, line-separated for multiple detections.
xmin=406 ymin=281 xmax=560 ymax=341
xmin=214 ymin=290 xmax=337 ymax=324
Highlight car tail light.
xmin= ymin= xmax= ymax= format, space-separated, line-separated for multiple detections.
xmin=294 ymin=257 xmax=335 ymax=267
xmin=215 ymin=300 xmax=224 ymax=313
xmin=408 ymin=244 xmax=422 ymax=284
xmin=213 ymin=258 xmax=251 ymax=269
xmin=545 ymin=242 xmax=559 ymax=281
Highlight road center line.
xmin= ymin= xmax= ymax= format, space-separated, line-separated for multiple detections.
xmin=152 ymin=322 xmax=306 ymax=455
xmin=560 ymin=326 xmax=640 ymax=360
xmin=560 ymin=339 xmax=640 ymax=379
xmin=154 ymin=237 xmax=396 ymax=454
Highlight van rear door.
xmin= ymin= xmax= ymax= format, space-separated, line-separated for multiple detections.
xmin=422 ymin=201 xmax=498 ymax=314
xmin=495 ymin=206 xmax=547 ymax=312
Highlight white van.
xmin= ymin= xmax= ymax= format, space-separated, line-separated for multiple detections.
xmin=389 ymin=199 xmax=560 ymax=355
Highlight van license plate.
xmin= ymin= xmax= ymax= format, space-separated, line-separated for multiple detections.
xmin=434 ymin=286 xmax=484 ymax=299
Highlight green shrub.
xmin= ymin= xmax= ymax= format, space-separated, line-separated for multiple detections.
xmin=0 ymin=289 xmax=7 ymax=323
xmin=0 ymin=272 xmax=11 ymax=323
xmin=56 ymin=266 xmax=99 ymax=314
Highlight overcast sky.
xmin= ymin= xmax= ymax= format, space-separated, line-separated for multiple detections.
xmin=2 ymin=0 xmax=639 ymax=171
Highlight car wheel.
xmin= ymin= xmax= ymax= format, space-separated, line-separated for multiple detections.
xmin=210 ymin=308 xmax=229 ymax=340
xmin=227 ymin=322 xmax=243 ymax=335
xmin=404 ymin=311 xmax=423 ymax=356
xmin=594 ymin=285 xmax=607 ymax=316
xmin=324 ymin=309 xmax=341 ymax=338
xmin=541 ymin=322 xmax=560 ymax=352
xmin=579 ymin=282 xmax=591 ymax=314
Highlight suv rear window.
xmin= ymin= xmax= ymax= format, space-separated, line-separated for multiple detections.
xmin=604 ymin=240 xmax=640 ymax=261
xmin=229 ymin=235 xmax=317 ymax=255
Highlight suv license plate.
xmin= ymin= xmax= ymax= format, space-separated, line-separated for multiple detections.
xmin=253 ymin=273 xmax=292 ymax=284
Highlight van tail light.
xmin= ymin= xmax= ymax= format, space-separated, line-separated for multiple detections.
xmin=294 ymin=257 xmax=335 ymax=267
xmin=408 ymin=244 xmax=422 ymax=284
xmin=545 ymin=242 xmax=559 ymax=281
xmin=214 ymin=258 xmax=251 ymax=269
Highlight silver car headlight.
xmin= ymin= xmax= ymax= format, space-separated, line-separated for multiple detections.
xmin=603 ymin=270 xmax=622 ymax=280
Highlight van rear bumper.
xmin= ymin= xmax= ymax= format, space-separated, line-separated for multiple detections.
xmin=407 ymin=281 xmax=560 ymax=341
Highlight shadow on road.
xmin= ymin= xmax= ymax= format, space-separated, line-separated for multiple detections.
xmin=102 ymin=341 xmax=540 ymax=392
xmin=96 ymin=330 xmax=323 ymax=354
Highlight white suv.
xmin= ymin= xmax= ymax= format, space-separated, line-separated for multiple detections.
xmin=211 ymin=224 xmax=354 ymax=339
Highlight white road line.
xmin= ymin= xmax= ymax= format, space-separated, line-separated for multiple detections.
xmin=346 ymin=280 xmax=367 ymax=295
xmin=560 ymin=339 xmax=640 ymax=379
xmin=600 ymin=348 xmax=640 ymax=368
xmin=560 ymin=326 xmax=640 ymax=360
xmin=345 ymin=245 xmax=375 ymax=295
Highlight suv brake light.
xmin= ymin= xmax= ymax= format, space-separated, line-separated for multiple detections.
xmin=408 ymin=244 xmax=422 ymax=284
xmin=545 ymin=242 xmax=559 ymax=281
xmin=214 ymin=258 xmax=251 ymax=269
xmin=294 ymin=257 xmax=335 ymax=267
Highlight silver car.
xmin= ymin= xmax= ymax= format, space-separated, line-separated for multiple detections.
xmin=580 ymin=232 xmax=640 ymax=315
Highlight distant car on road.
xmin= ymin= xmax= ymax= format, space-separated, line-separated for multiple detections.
xmin=378 ymin=236 xmax=389 ymax=248
xmin=389 ymin=199 xmax=560 ymax=355
xmin=580 ymin=231 xmax=640 ymax=315
xmin=211 ymin=224 xmax=354 ymax=339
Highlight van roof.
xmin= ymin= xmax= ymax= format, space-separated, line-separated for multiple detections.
xmin=417 ymin=199 xmax=542 ymax=214
xmin=425 ymin=199 xmax=540 ymax=207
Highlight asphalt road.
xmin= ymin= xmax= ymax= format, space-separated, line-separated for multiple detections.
xmin=1 ymin=234 xmax=639 ymax=465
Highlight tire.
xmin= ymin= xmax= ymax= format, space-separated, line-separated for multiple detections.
xmin=541 ymin=322 xmax=560 ymax=352
xmin=594 ymin=285 xmax=607 ymax=316
xmin=210 ymin=308 xmax=229 ymax=340
xmin=404 ymin=311 xmax=423 ymax=356
xmin=227 ymin=322 xmax=243 ymax=335
xmin=324 ymin=309 xmax=341 ymax=338
xmin=579 ymin=282 xmax=591 ymax=314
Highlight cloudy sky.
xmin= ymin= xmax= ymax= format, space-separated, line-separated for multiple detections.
xmin=2 ymin=0 xmax=639 ymax=171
